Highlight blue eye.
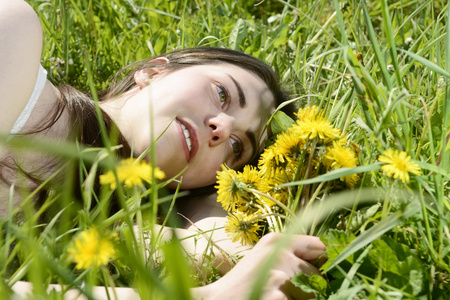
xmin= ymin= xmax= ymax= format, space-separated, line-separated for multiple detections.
xmin=231 ymin=138 xmax=243 ymax=159
xmin=217 ymin=85 xmax=229 ymax=107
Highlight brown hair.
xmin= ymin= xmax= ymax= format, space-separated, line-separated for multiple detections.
xmin=101 ymin=47 xmax=293 ymax=117
xmin=1 ymin=47 xmax=295 ymax=215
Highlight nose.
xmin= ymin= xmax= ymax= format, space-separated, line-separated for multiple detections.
xmin=207 ymin=113 xmax=233 ymax=147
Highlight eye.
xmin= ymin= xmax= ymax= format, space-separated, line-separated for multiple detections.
xmin=231 ymin=137 xmax=243 ymax=159
xmin=216 ymin=84 xmax=230 ymax=108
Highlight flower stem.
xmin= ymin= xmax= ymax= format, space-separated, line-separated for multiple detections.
xmin=250 ymin=188 xmax=298 ymax=221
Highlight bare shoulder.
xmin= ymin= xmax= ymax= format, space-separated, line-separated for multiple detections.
xmin=0 ymin=0 xmax=44 ymax=134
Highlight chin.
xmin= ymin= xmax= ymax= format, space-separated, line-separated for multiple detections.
xmin=165 ymin=176 xmax=214 ymax=190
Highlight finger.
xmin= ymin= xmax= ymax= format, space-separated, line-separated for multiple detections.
xmin=254 ymin=234 xmax=327 ymax=264
xmin=289 ymin=235 xmax=326 ymax=262
xmin=261 ymin=289 xmax=288 ymax=300
xmin=279 ymin=253 xmax=322 ymax=276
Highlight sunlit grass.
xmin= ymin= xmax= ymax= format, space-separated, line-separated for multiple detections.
xmin=0 ymin=0 xmax=448 ymax=298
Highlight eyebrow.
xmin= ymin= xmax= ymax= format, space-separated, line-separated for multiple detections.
xmin=227 ymin=74 xmax=246 ymax=108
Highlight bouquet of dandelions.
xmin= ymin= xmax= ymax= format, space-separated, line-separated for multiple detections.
xmin=215 ymin=105 xmax=361 ymax=246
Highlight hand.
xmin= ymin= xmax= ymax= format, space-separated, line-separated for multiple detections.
xmin=193 ymin=233 xmax=326 ymax=300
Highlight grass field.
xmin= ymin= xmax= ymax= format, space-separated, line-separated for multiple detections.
xmin=1 ymin=0 xmax=449 ymax=299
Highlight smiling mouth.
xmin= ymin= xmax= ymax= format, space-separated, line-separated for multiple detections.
xmin=176 ymin=119 xmax=192 ymax=151
xmin=175 ymin=118 xmax=199 ymax=162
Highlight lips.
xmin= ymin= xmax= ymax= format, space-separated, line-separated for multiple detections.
xmin=176 ymin=118 xmax=198 ymax=162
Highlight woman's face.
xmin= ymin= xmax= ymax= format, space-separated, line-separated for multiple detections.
xmin=116 ymin=62 xmax=275 ymax=189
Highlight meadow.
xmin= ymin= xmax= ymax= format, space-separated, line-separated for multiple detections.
xmin=1 ymin=0 xmax=449 ymax=299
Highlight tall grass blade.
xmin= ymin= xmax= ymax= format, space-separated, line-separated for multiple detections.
xmin=333 ymin=0 xmax=347 ymax=46
xmin=280 ymin=164 xmax=382 ymax=187
xmin=361 ymin=1 xmax=392 ymax=89
xmin=400 ymin=49 xmax=450 ymax=78
xmin=380 ymin=0 xmax=403 ymax=87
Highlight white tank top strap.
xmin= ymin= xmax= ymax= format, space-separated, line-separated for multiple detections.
xmin=9 ymin=65 xmax=48 ymax=135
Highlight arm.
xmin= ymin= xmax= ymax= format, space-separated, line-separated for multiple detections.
xmin=0 ymin=0 xmax=43 ymax=134
xmin=151 ymin=216 xmax=251 ymax=274
xmin=161 ymin=193 xmax=252 ymax=273
xmin=11 ymin=234 xmax=326 ymax=300
xmin=192 ymin=234 xmax=327 ymax=300
xmin=139 ymin=193 xmax=251 ymax=274
xmin=11 ymin=281 xmax=140 ymax=300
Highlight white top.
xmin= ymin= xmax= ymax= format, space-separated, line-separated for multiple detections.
xmin=9 ymin=65 xmax=48 ymax=135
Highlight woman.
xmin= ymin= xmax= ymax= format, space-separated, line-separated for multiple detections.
xmin=1 ymin=0 xmax=326 ymax=299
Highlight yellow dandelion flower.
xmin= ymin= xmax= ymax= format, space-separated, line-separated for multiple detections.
xmin=258 ymin=145 xmax=286 ymax=179
xmin=276 ymin=169 xmax=292 ymax=186
xmin=258 ymin=146 xmax=275 ymax=176
xmin=240 ymin=165 xmax=262 ymax=187
xmin=343 ymin=173 xmax=361 ymax=189
xmin=216 ymin=165 xmax=268 ymax=213
xmin=225 ymin=212 xmax=262 ymax=245
xmin=99 ymin=158 xmax=165 ymax=189
xmin=238 ymin=166 xmax=285 ymax=209
xmin=335 ymin=137 xmax=349 ymax=146
xmin=324 ymin=141 xmax=360 ymax=188
xmin=293 ymin=118 xmax=342 ymax=144
xmin=297 ymin=106 xmax=322 ymax=122
xmin=293 ymin=106 xmax=342 ymax=144
xmin=67 ymin=228 xmax=117 ymax=270
xmin=258 ymin=138 xmax=302 ymax=180
xmin=257 ymin=174 xmax=289 ymax=205
xmin=285 ymin=156 xmax=300 ymax=181
xmin=235 ymin=199 xmax=263 ymax=215
xmin=276 ymin=129 xmax=306 ymax=155
xmin=233 ymin=166 xmax=268 ymax=209
xmin=324 ymin=141 xmax=359 ymax=169
xmin=215 ymin=165 xmax=247 ymax=211
xmin=378 ymin=149 xmax=422 ymax=183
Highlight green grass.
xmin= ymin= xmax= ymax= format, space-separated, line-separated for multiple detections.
xmin=0 ymin=0 xmax=448 ymax=299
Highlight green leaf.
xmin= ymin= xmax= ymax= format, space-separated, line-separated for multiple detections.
xmin=273 ymin=25 xmax=289 ymax=48
xmin=320 ymin=230 xmax=356 ymax=271
xmin=369 ymin=239 xmax=401 ymax=275
xmin=270 ymin=110 xmax=295 ymax=136
xmin=348 ymin=203 xmax=381 ymax=231
xmin=292 ymin=273 xmax=327 ymax=296
xmin=333 ymin=0 xmax=347 ymax=46
xmin=368 ymin=237 xmax=426 ymax=296
xmin=328 ymin=286 xmax=365 ymax=300
xmin=407 ymin=263 xmax=424 ymax=296
xmin=229 ymin=18 xmax=247 ymax=50
xmin=322 ymin=203 xmax=421 ymax=273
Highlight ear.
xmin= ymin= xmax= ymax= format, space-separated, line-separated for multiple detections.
xmin=134 ymin=57 xmax=170 ymax=89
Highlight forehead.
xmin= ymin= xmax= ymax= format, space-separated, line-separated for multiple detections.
xmin=199 ymin=62 xmax=275 ymax=110
xmin=209 ymin=63 xmax=275 ymax=125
